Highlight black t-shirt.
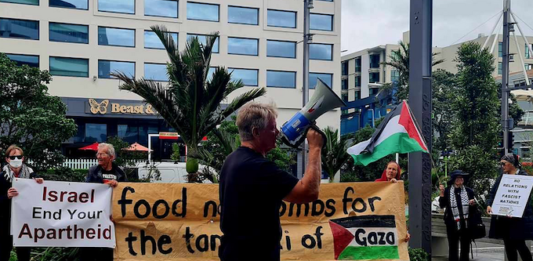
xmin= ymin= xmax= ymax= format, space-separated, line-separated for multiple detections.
xmin=101 ymin=166 xmax=118 ymax=182
xmin=219 ymin=147 xmax=299 ymax=261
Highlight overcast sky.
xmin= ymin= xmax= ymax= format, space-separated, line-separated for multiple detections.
xmin=341 ymin=0 xmax=533 ymax=53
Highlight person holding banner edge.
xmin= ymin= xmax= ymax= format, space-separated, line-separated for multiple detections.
xmin=486 ymin=154 xmax=533 ymax=261
xmin=438 ymin=170 xmax=475 ymax=261
xmin=219 ymin=102 xmax=324 ymax=261
xmin=0 ymin=145 xmax=43 ymax=261
xmin=81 ymin=143 xmax=127 ymax=261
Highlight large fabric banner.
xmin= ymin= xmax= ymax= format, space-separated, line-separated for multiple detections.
xmin=11 ymin=179 xmax=115 ymax=248
xmin=112 ymin=182 xmax=409 ymax=261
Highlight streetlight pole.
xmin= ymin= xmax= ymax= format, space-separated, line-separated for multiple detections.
xmin=502 ymin=0 xmax=511 ymax=154
xmin=299 ymin=0 xmax=312 ymax=179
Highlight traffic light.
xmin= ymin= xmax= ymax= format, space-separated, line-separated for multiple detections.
xmin=508 ymin=131 xmax=514 ymax=148
xmin=498 ymin=132 xmax=504 ymax=148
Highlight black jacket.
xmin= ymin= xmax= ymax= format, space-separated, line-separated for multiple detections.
xmin=439 ymin=186 xmax=475 ymax=227
xmin=487 ymin=169 xmax=533 ymax=240
xmin=0 ymin=165 xmax=37 ymax=222
xmin=85 ymin=162 xmax=127 ymax=183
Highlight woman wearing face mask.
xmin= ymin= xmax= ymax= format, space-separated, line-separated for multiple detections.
xmin=439 ymin=170 xmax=475 ymax=261
xmin=0 ymin=145 xmax=43 ymax=261
xmin=486 ymin=154 xmax=533 ymax=261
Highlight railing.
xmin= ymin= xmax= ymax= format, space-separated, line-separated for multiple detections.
xmin=27 ymin=159 xmax=146 ymax=170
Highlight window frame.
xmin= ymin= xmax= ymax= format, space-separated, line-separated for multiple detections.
xmin=144 ymin=0 xmax=179 ymax=18
xmin=49 ymin=0 xmax=88 ymax=10
xmin=144 ymin=30 xmax=178 ymax=50
xmin=186 ymin=1 xmax=220 ymax=22
xmin=266 ymin=70 xmax=297 ymax=89
xmin=187 ymin=33 xmax=219 ymax=53
xmin=309 ymin=43 xmax=333 ymax=61
xmin=144 ymin=62 xmax=168 ymax=82
xmin=266 ymin=39 xmax=297 ymax=59
xmin=310 ymin=13 xmax=333 ymax=31
xmin=228 ymin=5 xmax=259 ymax=26
xmin=0 ymin=0 xmax=38 ymax=6
xmin=97 ymin=26 xmax=136 ymax=48
xmin=6 ymin=53 xmax=40 ymax=68
xmin=309 ymin=72 xmax=333 ymax=89
xmin=85 ymin=123 xmax=107 ymax=143
xmin=227 ymin=37 xmax=259 ymax=56
xmin=49 ymin=56 xmax=89 ymax=78
xmin=267 ymin=9 xmax=297 ymax=29
xmin=49 ymin=21 xmax=89 ymax=44
xmin=0 ymin=17 xmax=40 ymax=40
xmin=98 ymin=59 xmax=136 ymax=79
xmin=228 ymin=67 xmax=259 ymax=87
xmin=98 ymin=0 xmax=135 ymax=15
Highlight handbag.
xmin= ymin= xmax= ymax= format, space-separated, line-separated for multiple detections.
xmin=468 ymin=206 xmax=486 ymax=239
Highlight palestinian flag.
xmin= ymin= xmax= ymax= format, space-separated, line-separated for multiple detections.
xmin=347 ymin=101 xmax=428 ymax=166
xmin=329 ymin=215 xmax=399 ymax=260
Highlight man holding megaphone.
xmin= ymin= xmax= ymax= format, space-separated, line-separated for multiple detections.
xmin=219 ymin=101 xmax=324 ymax=261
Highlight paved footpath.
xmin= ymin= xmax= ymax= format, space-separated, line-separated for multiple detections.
xmin=432 ymin=242 xmax=533 ymax=261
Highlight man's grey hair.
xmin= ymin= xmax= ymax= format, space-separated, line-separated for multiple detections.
xmin=98 ymin=143 xmax=116 ymax=158
xmin=236 ymin=102 xmax=278 ymax=141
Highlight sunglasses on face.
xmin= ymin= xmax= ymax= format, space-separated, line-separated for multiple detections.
xmin=9 ymin=155 xmax=22 ymax=160
xmin=500 ymin=162 xmax=508 ymax=166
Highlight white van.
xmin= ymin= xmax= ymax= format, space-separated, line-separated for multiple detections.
xmin=136 ymin=162 xmax=212 ymax=183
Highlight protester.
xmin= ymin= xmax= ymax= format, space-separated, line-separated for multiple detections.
xmin=375 ymin=161 xmax=402 ymax=182
xmin=219 ymin=102 xmax=324 ymax=261
xmin=0 ymin=145 xmax=43 ymax=261
xmin=486 ymin=154 xmax=533 ymax=261
xmin=439 ymin=170 xmax=475 ymax=261
xmin=375 ymin=161 xmax=410 ymax=242
xmin=81 ymin=143 xmax=127 ymax=261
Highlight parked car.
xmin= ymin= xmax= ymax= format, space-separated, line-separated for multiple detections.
xmin=136 ymin=162 xmax=212 ymax=183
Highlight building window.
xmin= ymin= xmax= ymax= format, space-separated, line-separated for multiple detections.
xmin=355 ymin=76 xmax=361 ymax=87
xmin=118 ymin=124 xmax=138 ymax=144
xmin=341 ymin=93 xmax=348 ymax=103
xmin=341 ymin=61 xmax=348 ymax=75
xmin=145 ymin=0 xmax=178 ymax=18
xmin=309 ymin=73 xmax=332 ymax=89
xmin=391 ymin=70 xmax=399 ymax=83
xmin=85 ymin=123 xmax=107 ymax=143
xmin=98 ymin=60 xmax=135 ymax=79
xmin=145 ymin=31 xmax=178 ymax=49
xmin=187 ymin=34 xmax=219 ymax=53
xmin=355 ymin=58 xmax=361 ymax=72
xmin=317 ymin=0 xmax=333 ymax=2
xmin=49 ymin=57 xmax=88 ymax=77
xmin=355 ymin=90 xmax=361 ymax=100
xmin=6 ymin=54 xmax=39 ymax=68
xmin=0 ymin=0 xmax=38 ymax=5
xmin=310 ymin=13 xmax=333 ymax=31
xmin=370 ymin=88 xmax=379 ymax=96
xmin=267 ymin=10 xmax=296 ymax=28
xmin=341 ymin=79 xmax=347 ymax=90
xmin=525 ymin=63 xmax=532 ymax=71
xmin=526 ymin=44 xmax=533 ymax=59
xmin=229 ymin=68 xmax=258 ymax=86
xmin=310 ymin=43 xmax=333 ymax=61
xmin=267 ymin=40 xmax=296 ymax=58
xmin=98 ymin=27 xmax=135 ymax=47
xmin=98 ymin=0 xmax=134 ymax=14
xmin=228 ymin=6 xmax=258 ymax=25
xmin=187 ymin=2 xmax=219 ymax=22
xmin=370 ymin=54 xmax=380 ymax=68
xmin=49 ymin=22 xmax=88 ymax=44
xmin=0 ymin=18 xmax=39 ymax=40
xmin=207 ymin=67 xmax=217 ymax=82
xmin=498 ymin=62 xmax=502 ymax=75
xmin=369 ymin=72 xmax=379 ymax=83
xmin=144 ymin=63 xmax=167 ymax=81
xmin=267 ymin=70 xmax=296 ymax=88
xmin=499 ymin=42 xmax=503 ymax=58
xmin=50 ymin=0 xmax=88 ymax=10
xmin=228 ymin=37 xmax=258 ymax=56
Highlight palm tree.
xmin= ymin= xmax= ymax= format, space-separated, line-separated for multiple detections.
xmin=321 ymin=127 xmax=352 ymax=183
xmin=114 ymin=25 xmax=266 ymax=182
xmin=381 ymin=41 xmax=444 ymax=101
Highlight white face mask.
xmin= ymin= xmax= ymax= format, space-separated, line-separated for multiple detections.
xmin=9 ymin=159 xmax=23 ymax=168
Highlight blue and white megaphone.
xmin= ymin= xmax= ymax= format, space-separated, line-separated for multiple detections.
xmin=281 ymin=79 xmax=346 ymax=148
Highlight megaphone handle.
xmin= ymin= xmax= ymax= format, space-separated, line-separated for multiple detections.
xmin=308 ymin=124 xmax=327 ymax=149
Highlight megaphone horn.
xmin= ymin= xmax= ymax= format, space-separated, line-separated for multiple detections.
xmin=281 ymin=79 xmax=347 ymax=148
